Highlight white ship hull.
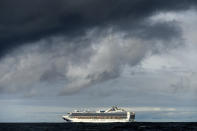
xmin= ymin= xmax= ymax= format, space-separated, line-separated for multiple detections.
xmin=62 ymin=115 xmax=134 ymax=123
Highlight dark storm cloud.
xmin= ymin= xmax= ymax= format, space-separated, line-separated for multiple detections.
xmin=0 ymin=0 xmax=197 ymax=96
xmin=0 ymin=0 xmax=197 ymax=57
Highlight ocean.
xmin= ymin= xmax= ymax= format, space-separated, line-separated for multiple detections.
xmin=0 ymin=122 xmax=197 ymax=131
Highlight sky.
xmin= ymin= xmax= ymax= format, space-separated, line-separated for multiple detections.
xmin=0 ymin=0 xmax=197 ymax=122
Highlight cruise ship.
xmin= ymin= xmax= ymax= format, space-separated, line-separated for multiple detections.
xmin=62 ymin=106 xmax=135 ymax=123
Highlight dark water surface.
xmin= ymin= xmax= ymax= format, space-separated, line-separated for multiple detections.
xmin=0 ymin=122 xmax=197 ymax=131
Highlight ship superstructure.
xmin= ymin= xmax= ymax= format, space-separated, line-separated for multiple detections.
xmin=62 ymin=106 xmax=135 ymax=123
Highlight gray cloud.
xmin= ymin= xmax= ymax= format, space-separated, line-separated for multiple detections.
xmin=0 ymin=0 xmax=196 ymax=96
xmin=0 ymin=24 xmax=182 ymax=96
